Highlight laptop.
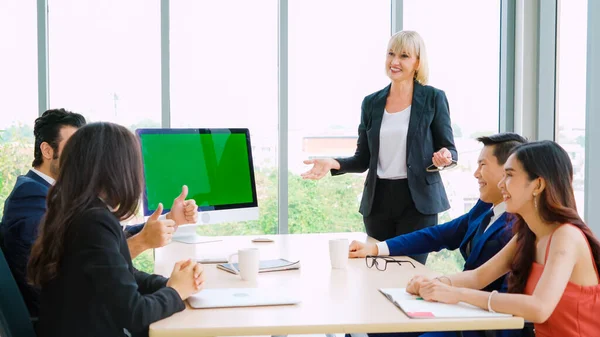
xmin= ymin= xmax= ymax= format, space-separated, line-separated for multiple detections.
xmin=188 ymin=287 xmax=301 ymax=309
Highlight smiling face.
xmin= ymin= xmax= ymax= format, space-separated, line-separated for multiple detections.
xmin=498 ymin=153 xmax=539 ymax=214
xmin=473 ymin=145 xmax=505 ymax=205
xmin=385 ymin=48 xmax=419 ymax=82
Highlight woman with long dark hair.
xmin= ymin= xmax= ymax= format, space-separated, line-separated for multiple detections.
xmin=28 ymin=122 xmax=204 ymax=337
xmin=406 ymin=140 xmax=599 ymax=336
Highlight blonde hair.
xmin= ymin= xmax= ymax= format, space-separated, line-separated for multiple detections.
xmin=387 ymin=31 xmax=429 ymax=85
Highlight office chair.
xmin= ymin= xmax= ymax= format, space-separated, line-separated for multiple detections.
xmin=0 ymin=247 xmax=37 ymax=337
xmin=523 ymin=322 xmax=535 ymax=337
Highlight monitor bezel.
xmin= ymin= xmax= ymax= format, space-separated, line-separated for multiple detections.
xmin=136 ymin=128 xmax=259 ymax=217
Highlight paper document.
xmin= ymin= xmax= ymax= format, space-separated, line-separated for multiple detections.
xmin=379 ymin=288 xmax=513 ymax=319
xmin=217 ymin=259 xmax=300 ymax=274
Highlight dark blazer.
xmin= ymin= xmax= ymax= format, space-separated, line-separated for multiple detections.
xmin=331 ymin=81 xmax=457 ymax=216
xmin=385 ymin=199 xmax=513 ymax=292
xmin=0 ymin=170 xmax=144 ymax=317
xmin=38 ymin=200 xmax=185 ymax=337
xmin=0 ymin=170 xmax=50 ymax=317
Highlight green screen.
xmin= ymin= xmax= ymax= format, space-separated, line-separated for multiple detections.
xmin=140 ymin=131 xmax=254 ymax=212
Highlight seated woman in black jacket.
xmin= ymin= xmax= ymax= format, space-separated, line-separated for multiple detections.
xmin=27 ymin=122 xmax=204 ymax=337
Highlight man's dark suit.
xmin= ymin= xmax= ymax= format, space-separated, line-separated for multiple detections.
xmin=0 ymin=170 xmax=50 ymax=317
xmin=0 ymin=170 xmax=144 ymax=317
xmin=331 ymin=81 xmax=458 ymax=217
xmin=385 ymin=200 xmax=513 ymax=292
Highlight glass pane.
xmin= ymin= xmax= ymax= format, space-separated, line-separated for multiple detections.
xmin=0 ymin=0 xmax=38 ymax=219
xmin=556 ymin=0 xmax=587 ymax=217
xmin=170 ymin=0 xmax=278 ymax=236
xmin=404 ymin=0 xmax=501 ymax=273
xmin=288 ymin=0 xmax=391 ymax=234
xmin=48 ymin=0 xmax=161 ymax=272
xmin=48 ymin=0 xmax=161 ymax=130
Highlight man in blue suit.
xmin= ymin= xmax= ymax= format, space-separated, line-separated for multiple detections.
xmin=0 ymin=109 xmax=198 ymax=318
xmin=349 ymin=132 xmax=527 ymax=337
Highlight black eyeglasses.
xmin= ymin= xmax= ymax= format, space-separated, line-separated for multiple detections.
xmin=365 ymin=255 xmax=415 ymax=271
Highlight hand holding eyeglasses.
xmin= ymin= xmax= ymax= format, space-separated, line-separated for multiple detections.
xmin=426 ymin=147 xmax=457 ymax=172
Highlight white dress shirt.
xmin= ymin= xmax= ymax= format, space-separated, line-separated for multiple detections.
xmin=377 ymin=106 xmax=411 ymax=179
xmin=31 ymin=168 xmax=55 ymax=185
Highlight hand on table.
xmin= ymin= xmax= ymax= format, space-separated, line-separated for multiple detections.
xmin=167 ymin=259 xmax=205 ymax=300
xmin=348 ymin=240 xmax=378 ymax=258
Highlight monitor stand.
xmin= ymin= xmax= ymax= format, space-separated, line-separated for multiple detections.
xmin=172 ymin=226 xmax=222 ymax=244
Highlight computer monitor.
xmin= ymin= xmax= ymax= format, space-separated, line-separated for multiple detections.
xmin=136 ymin=128 xmax=259 ymax=243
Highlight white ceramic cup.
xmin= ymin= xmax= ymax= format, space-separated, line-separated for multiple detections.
xmin=228 ymin=248 xmax=260 ymax=281
xmin=329 ymin=238 xmax=349 ymax=269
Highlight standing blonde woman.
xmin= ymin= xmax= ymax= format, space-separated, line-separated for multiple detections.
xmin=302 ymin=31 xmax=457 ymax=264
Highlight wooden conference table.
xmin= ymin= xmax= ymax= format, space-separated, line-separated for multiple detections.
xmin=150 ymin=232 xmax=523 ymax=337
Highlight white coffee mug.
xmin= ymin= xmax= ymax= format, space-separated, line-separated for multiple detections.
xmin=329 ymin=238 xmax=349 ymax=269
xmin=228 ymin=248 xmax=260 ymax=281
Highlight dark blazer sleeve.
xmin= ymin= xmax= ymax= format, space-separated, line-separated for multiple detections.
xmin=124 ymin=223 xmax=145 ymax=236
xmin=385 ymin=212 xmax=470 ymax=257
xmin=134 ymin=270 xmax=169 ymax=295
xmin=431 ymin=89 xmax=458 ymax=161
xmin=331 ymin=97 xmax=371 ymax=175
xmin=3 ymin=182 xmax=47 ymax=244
xmin=76 ymin=212 xmax=185 ymax=334
xmin=1 ymin=181 xmax=47 ymax=316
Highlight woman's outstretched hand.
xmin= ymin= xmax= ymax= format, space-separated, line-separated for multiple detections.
xmin=301 ymin=158 xmax=340 ymax=180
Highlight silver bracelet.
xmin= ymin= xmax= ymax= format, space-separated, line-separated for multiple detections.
xmin=487 ymin=290 xmax=498 ymax=313
xmin=434 ymin=275 xmax=452 ymax=286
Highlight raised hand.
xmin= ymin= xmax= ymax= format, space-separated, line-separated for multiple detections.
xmin=300 ymin=158 xmax=340 ymax=180
xmin=140 ymin=203 xmax=176 ymax=248
xmin=167 ymin=185 xmax=198 ymax=228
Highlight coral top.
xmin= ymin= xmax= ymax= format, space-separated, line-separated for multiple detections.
xmin=524 ymin=224 xmax=600 ymax=337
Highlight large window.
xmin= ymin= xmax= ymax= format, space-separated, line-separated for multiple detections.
xmin=556 ymin=0 xmax=587 ymax=217
xmin=47 ymin=0 xmax=162 ymax=272
xmin=170 ymin=0 xmax=279 ymax=236
xmin=287 ymin=0 xmax=390 ymax=234
xmin=404 ymin=0 xmax=501 ymax=273
xmin=0 ymin=0 xmax=38 ymax=219
xmin=48 ymin=0 xmax=161 ymax=129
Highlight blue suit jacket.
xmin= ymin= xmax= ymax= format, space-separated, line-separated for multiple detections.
xmin=0 ymin=170 xmax=144 ymax=317
xmin=385 ymin=199 xmax=513 ymax=292
xmin=0 ymin=170 xmax=50 ymax=317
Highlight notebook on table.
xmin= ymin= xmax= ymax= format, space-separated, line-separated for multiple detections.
xmin=217 ymin=258 xmax=300 ymax=274
xmin=379 ymin=288 xmax=513 ymax=319
xmin=188 ymin=287 xmax=301 ymax=309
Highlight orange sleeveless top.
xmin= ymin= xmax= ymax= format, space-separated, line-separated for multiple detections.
xmin=524 ymin=224 xmax=600 ymax=337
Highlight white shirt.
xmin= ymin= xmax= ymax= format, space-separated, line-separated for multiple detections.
xmin=31 ymin=168 xmax=55 ymax=185
xmin=486 ymin=202 xmax=506 ymax=232
xmin=377 ymin=106 xmax=411 ymax=179
xmin=376 ymin=201 xmax=508 ymax=256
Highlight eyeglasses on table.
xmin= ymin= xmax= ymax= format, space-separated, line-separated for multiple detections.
xmin=365 ymin=255 xmax=416 ymax=271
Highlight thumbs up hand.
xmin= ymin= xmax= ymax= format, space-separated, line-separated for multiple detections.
xmin=140 ymin=203 xmax=176 ymax=248
xmin=166 ymin=185 xmax=198 ymax=228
